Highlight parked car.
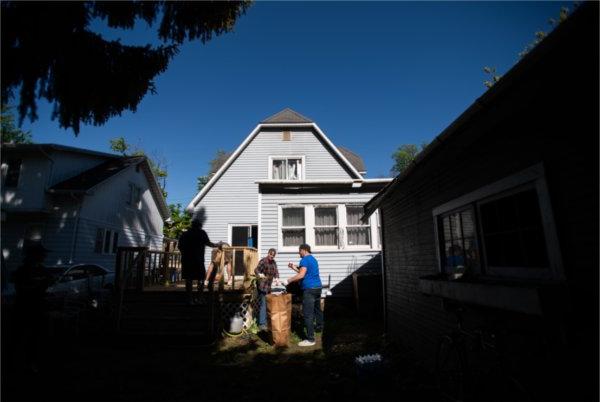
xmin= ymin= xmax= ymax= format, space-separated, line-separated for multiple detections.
xmin=46 ymin=264 xmax=115 ymax=309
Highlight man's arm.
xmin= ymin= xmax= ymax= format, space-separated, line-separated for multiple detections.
xmin=287 ymin=267 xmax=306 ymax=284
xmin=254 ymin=259 xmax=264 ymax=276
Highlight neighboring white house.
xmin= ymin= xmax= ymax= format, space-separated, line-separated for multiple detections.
xmin=187 ymin=108 xmax=392 ymax=298
xmin=1 ymin=144 xmax=170 ymax=282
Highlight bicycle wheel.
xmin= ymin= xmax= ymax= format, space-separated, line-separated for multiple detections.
xmin=435 ymin=335 xmax=468 ymax=402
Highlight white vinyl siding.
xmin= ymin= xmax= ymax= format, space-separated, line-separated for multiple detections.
xmin=196 ymin=128 xmax=356 ymax=266
xmin=261 ymin=192 xmax=382 ymax=298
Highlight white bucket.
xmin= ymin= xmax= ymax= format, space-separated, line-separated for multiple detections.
xmin=229 ymin=315 xmax=244 ymax=334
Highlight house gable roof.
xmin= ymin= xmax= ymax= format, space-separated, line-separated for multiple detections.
xmin=338 ymin=146 xmax=366 ymax=174
xmin=47 ymin=154 xmax=170 ymax=219
xmin=187 ymin=109 xmax=368 ymax=212
xmin=1 ymin=143 xmax=118 ymax=159
xmin=261 ymin=108 xmax=313 ymax=124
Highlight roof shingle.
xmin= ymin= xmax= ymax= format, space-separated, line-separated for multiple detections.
xmin=261 ymin=108 xmax=313 ymax=124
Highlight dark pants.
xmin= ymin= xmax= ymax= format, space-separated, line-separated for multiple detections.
xmin=302 ymin=288 xmax=323 ymax=342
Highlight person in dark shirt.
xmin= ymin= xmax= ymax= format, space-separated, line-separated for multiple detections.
xmin=13 ymin=241 xmax=52 ymax=372
xmin=254 ymin=248 xmax=279 ymax=331
xmin=178 ymin=219 xmax=218 ymax=305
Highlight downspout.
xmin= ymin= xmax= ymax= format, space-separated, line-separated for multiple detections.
xmin=68 ymin=193 xmax=83 ymax=263
xmin=379 ymin=209 xmax=388 ymax=334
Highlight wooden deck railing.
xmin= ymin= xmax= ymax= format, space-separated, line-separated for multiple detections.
xmin=114 ymin=246 xmax=259 ymax=335
xmin=212 ymin=246 xmax=258 ymax=292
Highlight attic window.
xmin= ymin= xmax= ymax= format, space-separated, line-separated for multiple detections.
xmin=270 ymin=156 xmax=304 ymax=180
xmin=282 ymin=131 xmax=291 ymax=141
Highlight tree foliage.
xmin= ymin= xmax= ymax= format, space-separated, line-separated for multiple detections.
xmin=1 ymin=105 xmax=32 ymax=144
xmin=1 ymin=1 xmax=251 ymax=134
xmin=164 ymin=203 xmax=192 ymax=239
xmin=483 ymin=5 xmax=576 ymax=89
xmin=109 ymin=136 xmax=168 ymax=197
xmin=391 ymin=143 xmax=428 ymax=176
xmin=197 ymin=149 xmax=232 ymax=192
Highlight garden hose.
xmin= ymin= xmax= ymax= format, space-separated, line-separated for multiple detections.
xmin=222 ymin=327 xmax=249 ymax=337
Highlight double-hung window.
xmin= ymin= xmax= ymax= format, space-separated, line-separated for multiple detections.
xmin=279 ymin=204 xmax=376 ymax=251
xmin=127 ymin=183 xmax=142 ymax=209
xmin=314 ymin=206 xmax=338 ymax=247
xmin=270 ymin=157 xmax=303 ymax=180
xmin=433 ymin=164 xmax=562 ymax=281
xmin=346 ymin=205 xmax=371 ymax=246
xmin=281 ymin=207 xmax=305 ymax=247
xmin=95 ymin=228 xmax=119 ymax=254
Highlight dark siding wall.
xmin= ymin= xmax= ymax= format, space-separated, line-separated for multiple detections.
xmin=380 ymin=5 xmax=598 ymax=398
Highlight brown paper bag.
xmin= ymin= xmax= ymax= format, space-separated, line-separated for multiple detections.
xmin=267 ymin=293 xmax=292 ymax=347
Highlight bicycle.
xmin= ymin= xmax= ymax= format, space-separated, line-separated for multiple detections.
xmin=435 ymin=301 xmax=534 ymax=402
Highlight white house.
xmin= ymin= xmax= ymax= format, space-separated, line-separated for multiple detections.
xmin=1 ymin=143 xmax=170 ymax=282
xmin=186 ymin=108 xmax=392 ymax=297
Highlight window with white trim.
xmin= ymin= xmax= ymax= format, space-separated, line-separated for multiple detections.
xmin=346 ymin=205 xmax=371 ymax=246
xmin=282 ymin=207 xmax=305 ymax=246
xmin=433 ymin=165 xmax=562 ymax=281
xmin=95 ymin=228 xmax=119 ymax=254
xmin=271 ymin=157 xmax=303 ymax=180
xmin=314 ymin=206 xmax=338 ymax=247
xmin=278 ymin=204 xmax=375 ymax=251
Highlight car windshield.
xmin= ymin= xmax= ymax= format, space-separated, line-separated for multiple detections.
xmin=45 ymin=266 xmax=70 ymax=282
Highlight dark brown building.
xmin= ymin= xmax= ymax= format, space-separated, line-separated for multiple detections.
xmin=364 ymin=3 xmax=598 ymax=401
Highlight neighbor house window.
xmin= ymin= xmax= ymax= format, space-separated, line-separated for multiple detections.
xmin=433 ymin=164 xmax=562 ymax=280
xmin=314 ymin=206 xmax=338 ymax=247
xmin=438 ymin=207 xmax=480 ymax=274
xmin=271 ymin=157 xmax=303 ymax=180
xmin=346 ymin=205 xmax=371 ymax=246
xmin=95 ymin=228 xmax=119 ymax=254
xmin=127 ymin=183 xmax=142 ymax=209
xmin=282 ymin=207 xmax=305 ymax=246
xmin=4 ymin=158 xmax=22 ymax=188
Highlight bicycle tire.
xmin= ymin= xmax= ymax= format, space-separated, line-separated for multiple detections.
xmin=435 ymin=334 xmax=468 ymax=402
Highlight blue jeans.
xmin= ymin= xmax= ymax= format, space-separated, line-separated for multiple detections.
xmin=302 ymin=288 xmax=324 ymax=342
xmin=257 ymin=290 xmax=267 ymax=327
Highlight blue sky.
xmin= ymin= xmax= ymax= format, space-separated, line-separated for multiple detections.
xmin=18 ymin=1 xmax=573 ymax=207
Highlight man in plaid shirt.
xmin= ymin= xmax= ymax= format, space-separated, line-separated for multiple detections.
xmin=254 ymin=248 xmax=279 ymax=331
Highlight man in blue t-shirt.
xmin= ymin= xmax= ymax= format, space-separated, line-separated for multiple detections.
xmin=287 ymin=243 xmax=323 ymax=347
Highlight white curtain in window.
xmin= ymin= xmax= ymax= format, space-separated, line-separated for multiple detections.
xmin=315 ymin=207 xmax=337 ymax=226
xmin=347 ymin=206 xmax=370 ymax=245
xmin=283 ymin=229 xmax=305 ymax=246
xmin=283 ymin=208 xmax=304 ymax=226
xmin=346 ymin=206 xmax=364 ymax=225
xmin=315 ymin=228 xmax=338 ymax=246
xmin=273 ymin=159 xmax=285 ymax=179
xmin=287 ymin=159 xmax=301 ymax=180
xmin=347 ymin=227 xmax=370 ymax=245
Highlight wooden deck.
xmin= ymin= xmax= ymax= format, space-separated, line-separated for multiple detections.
xmin=143 ymin=275 xmax=249 ymax=293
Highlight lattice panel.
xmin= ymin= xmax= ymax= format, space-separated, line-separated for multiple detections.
xmin=221 ymin=297 xmax=260 ymax=330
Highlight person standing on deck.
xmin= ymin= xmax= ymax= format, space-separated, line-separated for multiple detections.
xmin=287 ymin=243 xmax=323 ymax=347
xmin=178 ymin=219 xmax=218 ymax=305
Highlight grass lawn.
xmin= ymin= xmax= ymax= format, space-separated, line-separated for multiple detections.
xmin=2 ymin=299 xmax=438 ymax=402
